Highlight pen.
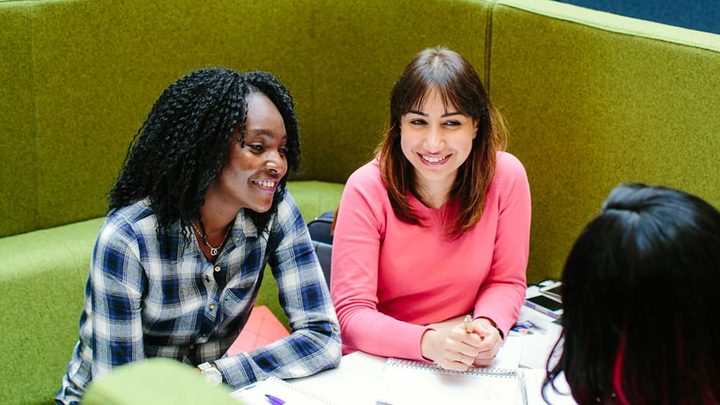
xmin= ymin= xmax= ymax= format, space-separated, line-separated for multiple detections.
xmin=464 ymin=314 xmax=473 ymax=333
xmin=265 ymin=394 xmax=285 ymax=405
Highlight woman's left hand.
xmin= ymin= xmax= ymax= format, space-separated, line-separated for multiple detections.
xmin=468 ymin=318 xmax=503 ymax=367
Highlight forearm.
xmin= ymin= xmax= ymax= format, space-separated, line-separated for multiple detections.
xmin=338 ymin=305 xmax=428 ymax=360
xmin=216 ymin=317 xmax=341 ymax=388
xmin=473 ymin=280 xmax=526 ymax=337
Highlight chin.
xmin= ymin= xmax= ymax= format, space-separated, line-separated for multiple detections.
xmin=250 ymin=201 xmax=274 ymax=213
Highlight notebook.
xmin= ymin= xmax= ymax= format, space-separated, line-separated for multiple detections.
xmin=232 ymin=376 xmax=336 ymax=405
xmin=376 ymin=337 xmax=527 ymax=405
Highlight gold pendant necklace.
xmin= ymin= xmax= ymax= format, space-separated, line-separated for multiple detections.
xmin=191 ymin=221 xmax=232 ymax=257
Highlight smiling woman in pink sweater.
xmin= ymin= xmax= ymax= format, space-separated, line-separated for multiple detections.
xmin=331 ymin=47 xmax=531 ymax=372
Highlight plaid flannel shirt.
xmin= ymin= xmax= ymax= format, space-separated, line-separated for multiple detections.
xmin=56 ymin=193 xmax=341 ymax=404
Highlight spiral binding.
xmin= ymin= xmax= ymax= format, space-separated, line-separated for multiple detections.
xmin=386 ymin=358 xmax=517 ymax=378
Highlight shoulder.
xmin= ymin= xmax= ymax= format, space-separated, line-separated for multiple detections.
xmin=495 ymin=151 xmax=527 ymax=178
xmin=492 ymin=151 xmax=529 ymax=188
xmin=344 ymin=160 xmax=387 ymax=197
xmin=101 ymin=199 xmax=160 ymax=243
xmin=488 ymin=152 xmax=531 ymax=209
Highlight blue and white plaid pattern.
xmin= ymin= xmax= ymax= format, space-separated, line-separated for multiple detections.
xmin=56 ymin=193 xmax=341 ymax=404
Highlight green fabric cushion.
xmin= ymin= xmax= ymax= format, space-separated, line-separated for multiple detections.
xmin=0 ymin=217 xmax=103 ymax=405
xmin=490 ymin=0 xmax=720 ymax=282
xmin=0 ymin=2 xmax=36 ymax=238
xmin=82 ymin=358 xmax=238 ymax=405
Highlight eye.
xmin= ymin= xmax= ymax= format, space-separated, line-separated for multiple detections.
xmin=444 ymin=120 xmax=462 ymax=127
xmin=409 ymin=118 xmax=426 ymax=126
xmin=278 ymin=146 xmax=288 ymax=155
xmin=247 ymin=144 xmax=264 ymax=153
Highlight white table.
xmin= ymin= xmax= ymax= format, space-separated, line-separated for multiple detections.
xmin=235 ymin=305 xmax=575 ymax=404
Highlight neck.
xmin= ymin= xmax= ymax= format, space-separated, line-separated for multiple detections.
xmin=197 ymin=194 xmax=240 ymax=232
xmin=416 ymin=174 xmax=455 ymax=209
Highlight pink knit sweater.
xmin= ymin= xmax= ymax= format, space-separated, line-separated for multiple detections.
xmin=331 ymin=152 xmax=531 ymax=360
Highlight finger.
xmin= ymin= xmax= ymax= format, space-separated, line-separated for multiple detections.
xmin=457 ymin=341 xmax=482 ymax=358
xmin=474 ymin=343 xmax=502 ymax=367
xmin=458 ymin=352 xmax=475 ymax=365
xmin=438 ymin=358 xmax=472 ymax=372
xmin=473 ymin=356 xmax=495 ymax=368
xmin=476 ymin=335 xmax=502 ymax=357
xmin=453 ymin=328 xmax=484 ymax=347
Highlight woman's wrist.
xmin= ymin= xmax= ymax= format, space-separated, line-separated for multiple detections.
xmin=420 ymin=328 xmax=439 ymax=361
xmin=474 ymin=316 xmax=504 ymax=340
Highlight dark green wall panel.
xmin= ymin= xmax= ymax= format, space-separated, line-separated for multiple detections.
xmin=0 ymin=3 xmax=37 ymax=237
xmin=305 ymin=0 xmax=492 ymax=182
xmin=31 ymin=0 xmax=314 ymax=229
xmin=490 ymin=0 xmax=720 ymax=282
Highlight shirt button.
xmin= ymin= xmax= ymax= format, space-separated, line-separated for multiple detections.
xmin=214 ymin=266 xmax=221 ymax=273
xmin=188 ymin=344 xmax=196 ymax=350
xmin=209 ymin=304 xmax=216 ymax=311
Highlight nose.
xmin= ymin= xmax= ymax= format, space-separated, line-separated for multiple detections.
xmin=265 ymin=149 xmax=286 ymax=175
xmin=424 ymin=125 xmax=443 ymax=152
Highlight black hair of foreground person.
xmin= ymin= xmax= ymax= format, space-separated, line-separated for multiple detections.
xmin=109 ymin=67 xmax=300 ymax=233
xmin=546 ymin=183 xmax=720 ymax=404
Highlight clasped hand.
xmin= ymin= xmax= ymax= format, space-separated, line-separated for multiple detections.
xmin=420 ymin=317 xmax=502 ymax=371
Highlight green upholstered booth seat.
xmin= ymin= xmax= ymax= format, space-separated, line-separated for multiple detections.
xmin=82 ymin=358 xmax=238 ymax=405
xmin=1 ymin=0 xmax=719 ymax=403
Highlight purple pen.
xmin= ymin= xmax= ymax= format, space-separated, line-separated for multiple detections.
xmin=265 ymin=394 xmax=285 ymax=405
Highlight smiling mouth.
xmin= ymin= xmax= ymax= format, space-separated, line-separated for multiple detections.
xmin=419 ymin=154 xmax=450 ymax=164
xmin=251 ymin=179 xmax=277 ymax=191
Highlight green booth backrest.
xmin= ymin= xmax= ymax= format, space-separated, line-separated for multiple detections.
xmin=491 ymin=0 xmax=720 ymax=281
xmin=0 ymin=0 xmax=495 ymax=239
xmin=0 ymin=3 xmax=37 ymax=237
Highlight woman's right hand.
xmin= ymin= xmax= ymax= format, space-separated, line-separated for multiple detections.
xmin=420 ymin=320 xmax=484 ymax=371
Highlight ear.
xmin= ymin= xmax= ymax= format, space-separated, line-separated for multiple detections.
xmin=472 ymin=119 xmax=479 ymax=139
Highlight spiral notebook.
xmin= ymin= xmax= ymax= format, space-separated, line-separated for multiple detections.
xmin=232 ymin=376 xmax=336 ymax=404
xmin=376 ymin=337 xmax=527 ymax=405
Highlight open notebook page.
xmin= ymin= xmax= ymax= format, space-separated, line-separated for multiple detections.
xmin=376 ymin=336 xmax=526 ymax=405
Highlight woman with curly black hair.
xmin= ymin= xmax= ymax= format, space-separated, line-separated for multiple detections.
xmin=57 ymin=67 xmax=341 ymax=404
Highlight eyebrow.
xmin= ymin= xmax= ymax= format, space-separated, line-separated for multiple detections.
xmin=246 ymin=129 xmax=287 ymax=140
xmin=407 ymin=110 xmax=463 ymax=118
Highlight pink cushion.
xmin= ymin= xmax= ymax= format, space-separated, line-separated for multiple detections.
xmin=227 ymin=306 xmax=290 ymax=355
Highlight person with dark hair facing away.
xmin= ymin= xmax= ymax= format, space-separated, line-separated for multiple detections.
xmin=545 ymin=184 xmax=720 ymax=404
xmin=331 ymin=47 xmax=531 ymax=370
xmin=56 ymin=67 xmax=341 ymax=404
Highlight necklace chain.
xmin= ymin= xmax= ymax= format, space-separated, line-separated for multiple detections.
xmin=191 ymin=220 xmax=232 ymax=257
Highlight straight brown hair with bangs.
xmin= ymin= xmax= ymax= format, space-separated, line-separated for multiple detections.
xmin=378 ymin=47 xmax=507 ymax=239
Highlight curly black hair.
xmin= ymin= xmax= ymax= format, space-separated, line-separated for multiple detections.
xmin=109 ymin=67 xmax=300 ymax=235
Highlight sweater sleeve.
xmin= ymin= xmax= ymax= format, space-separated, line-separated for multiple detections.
xmin=473 ymin=153 xmax=531 ymax=337
xmin=331 ymin=164 xmax=429 ymax=361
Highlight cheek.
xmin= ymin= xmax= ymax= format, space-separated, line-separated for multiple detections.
xmin=232 ymin=148 xmax=258 ymax=171
xmin=399 ymin=135 xmax=415 ymax=160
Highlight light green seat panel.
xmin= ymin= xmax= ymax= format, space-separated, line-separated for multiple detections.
xmin=0 ymin=217 xmax=103 ymax=405
xmin=30 ymin=0 xmax=315 ymax=231
xmin=0 ymin=2 xmax=36 ymax=238
xmin=82 ymin=358 xmax=238 ymax=405
xmin=286 ymin=181 xmax=345 ymax=220
xmin=302 ymin=0 xmax=495 ymax=182
xmin=489 ymin=0 xmax=720 ymax=282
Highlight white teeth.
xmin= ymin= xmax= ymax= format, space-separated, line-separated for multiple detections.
xmin=422 ymin=155 xmax=446 ymax=163
xmin=253 ymin=180 xmax=276 ymax=188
